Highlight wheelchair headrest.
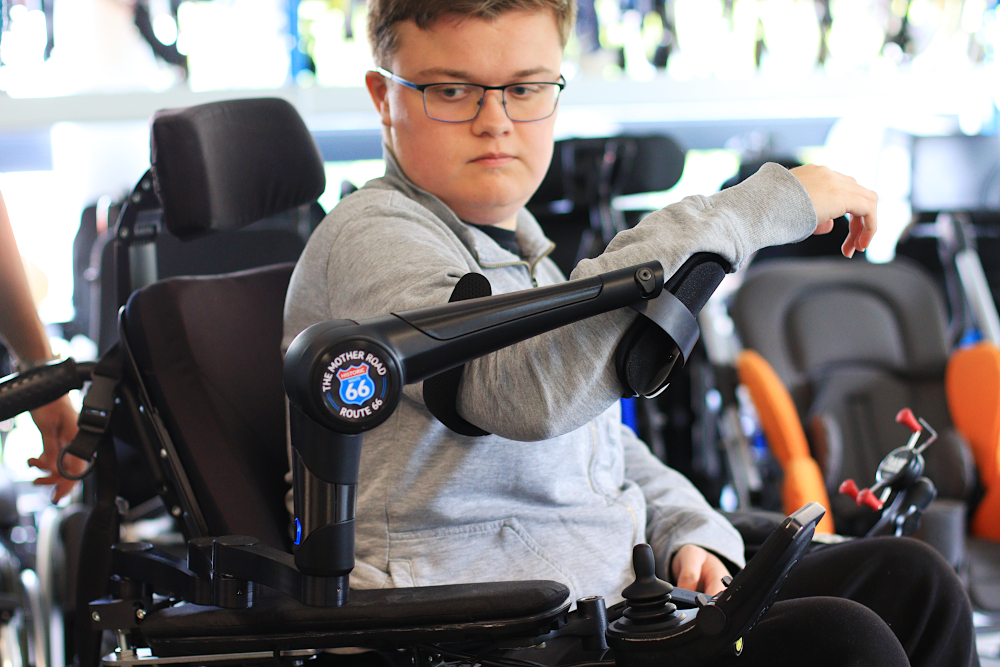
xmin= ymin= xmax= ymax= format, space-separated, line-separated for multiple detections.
xmin=531 ymin=134 xmax=685 ymax=205
xmin=151 ymin=98 xmax=326 ymax=240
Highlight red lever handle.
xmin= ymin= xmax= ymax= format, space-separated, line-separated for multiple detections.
xmin=896 ymin=408 xmax=921 ymax=434
xmin=839 ymin=479 xmax=885 ymax=511
xmin=839 ymin=479 xmax=860 ymax=500
xmin=857 ymin=488 xmax=885 ymax=511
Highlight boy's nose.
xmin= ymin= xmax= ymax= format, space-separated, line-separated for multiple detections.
xmin=472 ymin=90 xmax=512 ymax=135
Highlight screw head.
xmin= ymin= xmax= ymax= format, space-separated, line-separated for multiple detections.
xmin=92 ymin=612 xmax=101 ymax=622
xmin=171 ymin=506 xmax=182 ymax=517
xmin=160 ymin=449 xmax=168 ymax=458
xmin=135 ymin=609 xmax=146 ymax=620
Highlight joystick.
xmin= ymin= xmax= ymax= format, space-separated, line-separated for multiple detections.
xmin=615 ymin=544 xmax=685 ymax=632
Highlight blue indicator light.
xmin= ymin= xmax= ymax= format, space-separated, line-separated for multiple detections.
xmin=294 ymin=517 xmax=302 ymax=545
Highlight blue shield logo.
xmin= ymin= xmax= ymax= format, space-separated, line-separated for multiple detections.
xmin=337 ymin=363 xmax=375 ymax=406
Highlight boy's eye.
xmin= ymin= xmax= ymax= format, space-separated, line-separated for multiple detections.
xmin=427 ymin=84 xmax=475 ymax=102
xmin=506 ymin=84 xmax=542 ymax=98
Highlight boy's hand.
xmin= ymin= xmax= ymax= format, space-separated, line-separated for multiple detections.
xmin=789 ymin=164 xmax=878 ymax=259
xmin=671 ymin=544 xmax=730 ymax=597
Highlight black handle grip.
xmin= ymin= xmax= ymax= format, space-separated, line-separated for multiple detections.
xmin=664 ymin=252 xmax=731 ymax=315
xmin=0 ymin=359 xmax=94 ymax=422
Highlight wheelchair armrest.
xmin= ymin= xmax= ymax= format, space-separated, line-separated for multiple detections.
xmin=123 ymin=581 xmax=571 ymax=656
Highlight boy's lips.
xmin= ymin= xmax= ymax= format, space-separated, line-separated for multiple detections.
xmin=471 ymin=152 xmax=515 ymax=167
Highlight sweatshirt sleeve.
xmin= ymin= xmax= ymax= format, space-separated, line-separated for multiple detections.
xmin=456 ymin=163 xmax=816 ymax=439
xmin=295 ymin=163 xmax=815 ymax=441
xmin=621 ymin=424 xmax=746 ymax=578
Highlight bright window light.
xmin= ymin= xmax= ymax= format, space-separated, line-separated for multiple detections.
xmin=152 ymin=14 xmax=178 ymax=46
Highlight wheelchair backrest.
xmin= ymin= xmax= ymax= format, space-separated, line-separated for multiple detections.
xmin=106 ymin=97 xmax=328 ymax=548
xmin=122 ymin=263 xmax=294 ymax=550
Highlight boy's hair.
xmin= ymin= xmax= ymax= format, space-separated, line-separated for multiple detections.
xmin=367 ymin=0 xmax=577 ymax=68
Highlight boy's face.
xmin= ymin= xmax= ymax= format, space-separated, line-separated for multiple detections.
xmin=365 ymin=10 xmax=563 ymax=228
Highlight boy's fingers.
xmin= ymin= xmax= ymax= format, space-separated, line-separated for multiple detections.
xmin=814 ymin=219 xmax=835 ymax=235
xmin=842 ymin=218 xmax=861 ymax=258
xmin=672 ymin=545 xmax=708 ymax=591
xmin=857 ymin=209 xmax=878 ymax=249
xmin=702 ymin=570 xmax=728 ymax=597
xmin=676 ymin=564 xmax=701 ymax=591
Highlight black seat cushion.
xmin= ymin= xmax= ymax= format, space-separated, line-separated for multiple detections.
xmin=123 ymin=264 xmax=295 ymax=550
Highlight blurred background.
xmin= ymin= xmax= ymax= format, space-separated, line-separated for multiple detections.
xmin=0 ymin=0 xmax=997 ymax=494
xmin=0 ymin=2 xmax=999 ymax=662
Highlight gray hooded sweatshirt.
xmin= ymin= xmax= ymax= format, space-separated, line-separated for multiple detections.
xmin=283 ymin=148 xmax=817 ymax=604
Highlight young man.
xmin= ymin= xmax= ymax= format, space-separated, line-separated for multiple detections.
xmin=283 ymin=2 xmax=976 ymax=665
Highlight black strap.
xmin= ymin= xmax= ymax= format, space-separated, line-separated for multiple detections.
xmin=63 ymin=345 xmax=126 ymax=666
xmin=616 ymin=290 xmax=699 ymax=399
xmin=58 ymin=344 xmax=124 ymax=480
xmin=423 ymin=273 xmax=493 ymax=437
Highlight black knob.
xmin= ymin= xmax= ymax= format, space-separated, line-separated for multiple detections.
xmin=619 ymin=544 xmax=680 ymax=628
xmin=622 ymin=544 xmax=674 ymax=601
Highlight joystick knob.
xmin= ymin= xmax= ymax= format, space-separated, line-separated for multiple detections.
xmin=622 ymin=543 xmax=673 ymax=601
xmin=616 ymin=544 xmax=684 ymax=630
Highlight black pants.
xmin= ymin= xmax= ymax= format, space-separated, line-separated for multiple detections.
xmin=714 ymin=537 xmax=978 ymax=667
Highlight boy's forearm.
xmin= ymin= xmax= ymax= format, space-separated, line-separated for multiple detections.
xmin=0 ymin=190 xmax=53 ymax=364
xmin=459 ymin=164 xmax=815 ymax=440
xmin=571 ymin=163 xmax=816 ymax=284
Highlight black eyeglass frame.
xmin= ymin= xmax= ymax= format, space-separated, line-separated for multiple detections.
xmin=374 ymin=67 xmax=566 ymax=123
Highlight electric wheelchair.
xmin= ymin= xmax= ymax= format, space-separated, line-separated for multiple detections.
xmin=0 ymin=98 xmax=827 ymax=667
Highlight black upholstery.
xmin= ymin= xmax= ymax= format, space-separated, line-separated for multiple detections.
xmin=138 ymin=581 xmax=569 ymax=654
xmin=731 ymin=258 xmax=977 ymax=536
xmin=151 ymin=98 xmax=326 ymax=240
xmin=532 ymin=134 xmax=686 ymax=205
xmin=88 ymin=98 xmax=327 ymax=354
xmin=116 ymin=262 xmax=574 ymax=657
xmin=122 ymin=264 xmax=295 ymax=550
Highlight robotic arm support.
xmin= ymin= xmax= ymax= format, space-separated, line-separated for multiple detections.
xmin=282 ymin=256 xmax=724 ymax=587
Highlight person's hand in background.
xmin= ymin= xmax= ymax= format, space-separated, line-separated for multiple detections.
xmin=0 ymin=188 xmax=82 ymax=501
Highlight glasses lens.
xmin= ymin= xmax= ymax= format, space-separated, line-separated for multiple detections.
xmin=422 ymin=83 xmax=562 ymax=122
xmin=503 ymin=83 xmax=561 ymax=122
xmin=423 ymin=84 xmax=485 ymax=122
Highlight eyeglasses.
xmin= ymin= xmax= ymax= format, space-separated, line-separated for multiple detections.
xmin=375 ymin=67 xmax=565 ymax=123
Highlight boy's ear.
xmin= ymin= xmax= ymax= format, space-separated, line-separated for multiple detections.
xmin=365 ymin=71 xmax=392 ymax=127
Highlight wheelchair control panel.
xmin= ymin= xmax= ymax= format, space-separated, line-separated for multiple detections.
xmin=601 ymin=502 xmax=825 ymax=666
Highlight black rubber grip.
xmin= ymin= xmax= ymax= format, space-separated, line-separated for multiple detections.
xmin=0 ymin=359 xmax=94 ymax=422
xmin=663 ymin=252 xmax=730 ymax=316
